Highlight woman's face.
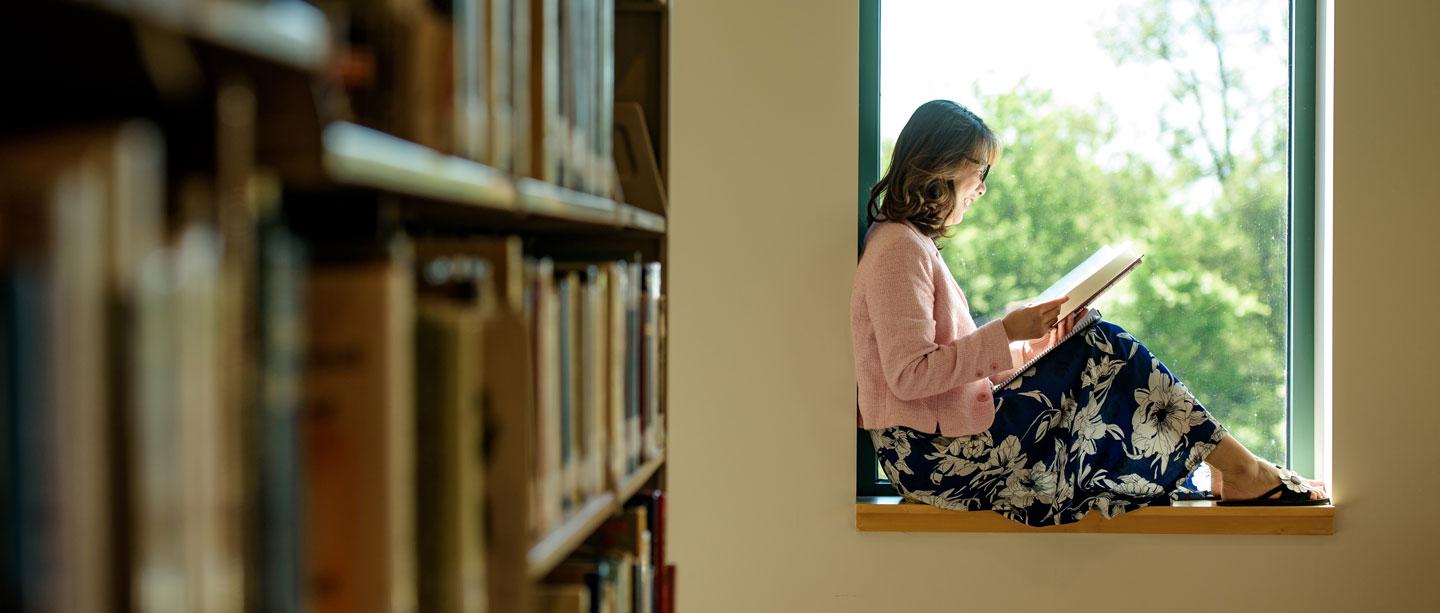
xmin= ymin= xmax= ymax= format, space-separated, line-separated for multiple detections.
xmin=944 ymin=157 xmax=989 ymax=227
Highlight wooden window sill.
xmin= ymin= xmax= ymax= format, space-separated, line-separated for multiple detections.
xmin=856 ymin=496 xmax=1334 ymax=535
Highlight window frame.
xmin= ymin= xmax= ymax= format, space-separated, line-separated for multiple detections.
xmin=855 ymin=0 xmax=1320 ymax=497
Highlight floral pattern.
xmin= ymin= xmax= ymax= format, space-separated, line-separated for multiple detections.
xmin=869 ymin=319 xmax=1227 ymax=526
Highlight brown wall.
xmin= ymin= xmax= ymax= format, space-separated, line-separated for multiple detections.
xmin=668 ymin=1 xmax=1440 ymax=610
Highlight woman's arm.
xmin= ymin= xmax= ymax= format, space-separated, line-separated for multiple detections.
xmin=864 ymin=236 xmax=1013 ymax=401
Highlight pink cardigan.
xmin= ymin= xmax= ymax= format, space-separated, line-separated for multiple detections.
xmin=850 ymin=220 xmax=1052 ymax=437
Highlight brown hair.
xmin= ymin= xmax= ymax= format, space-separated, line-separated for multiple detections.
xmin=866 ymin=100 xmax=1001 ymax=239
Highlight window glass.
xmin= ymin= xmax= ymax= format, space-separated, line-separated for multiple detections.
xmin=880 ymin=0 xmax=1291 ymax=463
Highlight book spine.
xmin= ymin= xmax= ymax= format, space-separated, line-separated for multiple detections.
xmin=256 ymin=220 xmax=307 ymax=613
xmin=456 ymin=0 xmax=488 ymax=162
xmin=303 ymin=253 xmax=417 ymax=613
xmin=642 ymin=262 xmax=662 ymax=461
xmin=625 ymin=257 xmax=641 ymax=472
xmin=556 ymin=271 xmax=576 ymax=514
xmin=487 ymin=0 xmax=515 ymax=171
xmin=604 ymin=262 xmax=628 ymax=486
xmin=511 ymin=0 xmax=533 ymax=178
xmin=582 ymin=266 xmax=606 ymax=501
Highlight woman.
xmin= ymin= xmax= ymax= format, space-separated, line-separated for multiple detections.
xmin=851 ymin=100 xmax=1327 ymax=527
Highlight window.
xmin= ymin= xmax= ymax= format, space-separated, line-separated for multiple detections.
xmin=857 ymin=0 xmax=1318 ymax=497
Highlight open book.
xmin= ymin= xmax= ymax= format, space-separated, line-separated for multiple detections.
xmin=1035 ymin=242 xmax=1144 ymax=322
xmin=991 ymin=243 xmax=1144 ymax=390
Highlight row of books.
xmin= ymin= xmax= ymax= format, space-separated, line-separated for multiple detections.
xmin=540 ymin=491 xmax=674 ymax=613
xmin=0 ymin=120 xmax=667 ymax=612
xmin=525 ymin=252 xmax=666 ymax=539
xmin=327 ymin=0 xmax=622 ymax=198
xmin=0 ymin=121 xmax=261 ymax=613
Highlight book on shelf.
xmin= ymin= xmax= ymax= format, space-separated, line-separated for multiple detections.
xmin=0 ymin=124 xmax=142 ymax=613
xmin=302 ymin=241 xmax=417 ymax=613
xmin=3 ymin=2 xmax=667 ymax=612
xmin=633 ymin=489 xmax=667 ymax=595
xmin=454 ymin=0 xmax=488 ymax=162
xmin=254 ymin=206 xmax=308 ymax=613
xmin=414 ymin=283 xmax=489 ymax=613
xmin=541 ymin=492 xmax=664 ymax=613
xmin=527 ymin=256 xmax=565 ymax=534
xmin=625 ymin=254 xmax=642 ymax=473
xmin=596 ymin=0 xmax=617 ymax=198
xmin=402 ymin=4 xmax=456 ymax=153
xmin=536 ymin=583 xmax=591 ymax=613
xmin=531 ymin=0 xmax=564 ymax=184
xmin=557 ymin=269 xmax=579 ymax=513
xmin=641 ymin=261 xmax=664 ymax=461
xmin=510 ymin=0 xmax=534 ymax=178
xmin=579 ymin=266 xmax=608 ymax=505
xmin=601 ymin=260 xmax=630 ymax=488
xmin=450 ymin=237 xmax=536 ymax=613
xmin=486 ymin=0 xmax=515 ymax=171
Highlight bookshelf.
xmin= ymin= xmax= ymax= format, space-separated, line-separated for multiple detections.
xmin=0 ymin=1 xmax=672 ymax=612
xmin=528 ymin=451 xmax=665 ymax=580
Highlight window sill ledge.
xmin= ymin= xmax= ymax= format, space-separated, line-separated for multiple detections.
xmin=856 ymin=496 xmax=1334 ymax=535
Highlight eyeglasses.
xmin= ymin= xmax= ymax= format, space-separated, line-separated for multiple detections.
xmin=963 ymin=155 xmax=990 ymax=183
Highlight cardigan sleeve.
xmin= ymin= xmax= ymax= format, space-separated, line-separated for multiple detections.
xmin=863 ymin=235 xmax=1014 ymax=402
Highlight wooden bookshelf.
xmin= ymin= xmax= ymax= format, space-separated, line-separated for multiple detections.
xmin=2 ymin=1 xmax=673 ymax=612
xmin=528 ymin=452 xmax=665 ymax=580
xmin=323 ymin=121 xmax=520 ymax=214
xmin=76 ymin=0 xmax=331 ymax=71
xmin=321 ymin=122 xmax=665 ymax=233
xmin=529 ymin=493 xmax=620 ymax=581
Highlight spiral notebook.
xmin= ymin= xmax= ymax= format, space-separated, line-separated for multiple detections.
xmin=992 ymin=307 xmax=1105 ymax=391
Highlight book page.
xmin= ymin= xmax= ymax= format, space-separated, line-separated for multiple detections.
xmin=1036 ymin=243 xmax=1142 ymax=320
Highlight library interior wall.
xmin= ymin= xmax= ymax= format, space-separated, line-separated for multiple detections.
xmin=667 ymin=0 xmax=1440 ymax=611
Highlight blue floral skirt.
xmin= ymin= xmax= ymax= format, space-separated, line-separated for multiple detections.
xmin=869 ymin=318 xmax=1227 ymax=527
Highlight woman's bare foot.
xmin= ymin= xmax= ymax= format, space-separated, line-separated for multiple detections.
xmin=1203 ymin=435 xmax=1327 ymax=503
xmin=1216 ymin=460 xmax=1327 ymax=502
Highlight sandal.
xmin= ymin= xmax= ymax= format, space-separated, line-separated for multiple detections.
xmin=1217 ymin=466 xmax=1330 ymax=506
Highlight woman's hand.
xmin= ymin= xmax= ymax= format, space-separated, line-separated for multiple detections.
xmin=1052 ymin=306 xmax=1091 ymax=339
xmin=1001 ymin=296 xmax=1069 ymax=341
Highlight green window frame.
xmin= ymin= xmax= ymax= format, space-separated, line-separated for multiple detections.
xmin=855 ymin=0 xmax=1320 ymax=498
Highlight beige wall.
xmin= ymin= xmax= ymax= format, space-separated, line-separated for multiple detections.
xmin=668 ymin=1 xmax=1440 ymax=610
